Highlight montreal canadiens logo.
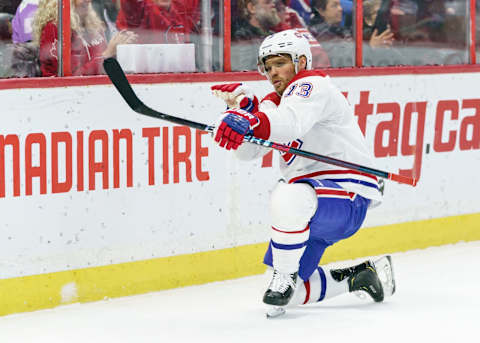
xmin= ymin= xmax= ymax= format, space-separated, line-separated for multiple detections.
xmin=280 ymin=139 xmax=303 ymax=165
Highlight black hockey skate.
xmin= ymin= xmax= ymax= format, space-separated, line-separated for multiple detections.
xmin=330 ymin=260 xmax=374 ymax=282
xmin=331 ymin=256 xmax=396 ymax=302
xmin=348 ymin=263 xmax=384 ymax=302
xmin=263 ymin=270 xmax=298 ymax=306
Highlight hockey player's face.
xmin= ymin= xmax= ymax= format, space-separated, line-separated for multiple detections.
xmin=264 ymin=55 xmax=296 ymax=95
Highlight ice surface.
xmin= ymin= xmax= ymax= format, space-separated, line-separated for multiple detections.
xmin=0 ymin=241 xmax=478 ymax=343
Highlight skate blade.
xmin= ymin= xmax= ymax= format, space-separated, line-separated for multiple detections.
xmin=374 ymin=255 xmax=396 ymax=297
xmin=266 ymin=306 xmax=286 ymax=319
xmin=353 ymin=290 xmax=368 ymax=300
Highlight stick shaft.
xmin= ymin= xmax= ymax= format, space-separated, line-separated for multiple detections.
xmin=103 ymin=58 xmax=417 ymax=187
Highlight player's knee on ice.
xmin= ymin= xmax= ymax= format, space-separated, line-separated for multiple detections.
xmin=270 ymin=182 xmax=318 ymax=230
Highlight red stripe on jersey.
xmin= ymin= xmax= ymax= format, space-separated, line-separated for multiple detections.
xmin=271 ymin=224 xmax=310 ymax=234
xmin=260 ymin=91 xmax=281 ymax=106
xmin=288 ymin=169 xmax=378 ymax=184
xmin=303 ymin=280 xmax=311 ymax=304
xmin=315 ymin=188 xmax=355 ymax=199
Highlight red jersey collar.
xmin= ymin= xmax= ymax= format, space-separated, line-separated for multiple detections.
xmin=286 ymin=69 xmax=327 ymax=90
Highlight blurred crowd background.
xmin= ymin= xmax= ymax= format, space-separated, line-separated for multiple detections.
xmin=0 ymin=0 xmax=478 ymax=77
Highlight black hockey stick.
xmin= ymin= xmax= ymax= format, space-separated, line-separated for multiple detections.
xmin=103 ymin=58 xmax=417 ymax=186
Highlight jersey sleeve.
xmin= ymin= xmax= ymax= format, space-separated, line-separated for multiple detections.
xmin=259 ymin=91 xmax=281 ymax=111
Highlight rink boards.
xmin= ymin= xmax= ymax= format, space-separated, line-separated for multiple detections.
xmin=0 ymin=71 xmax=479 ymax=315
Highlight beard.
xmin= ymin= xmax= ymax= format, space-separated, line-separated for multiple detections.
xmin=256 ymin=7 xmax=281 ymax=29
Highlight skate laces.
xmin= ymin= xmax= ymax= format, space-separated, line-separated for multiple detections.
xmin=269 ymin=270 xmax=296 ymax=293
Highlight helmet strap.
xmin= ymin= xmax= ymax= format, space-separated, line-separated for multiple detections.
xmin=292 ymin=55 xmax=299 ymax=74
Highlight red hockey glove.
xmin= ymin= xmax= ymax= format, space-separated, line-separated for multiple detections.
xmin=214 ymin=109 xmax=260 ymax=150
xmin=211 ymin=83 xmax=259 ymax=113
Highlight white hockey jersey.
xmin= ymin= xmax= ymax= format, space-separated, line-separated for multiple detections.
xmin=235 ymin=70 xmax=383 ymax=203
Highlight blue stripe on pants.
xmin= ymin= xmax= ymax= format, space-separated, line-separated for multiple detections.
xmin=270 ymin=240 xmax=307 ymax=250
xmin=317 ymin=266 xmax=326 ymax=302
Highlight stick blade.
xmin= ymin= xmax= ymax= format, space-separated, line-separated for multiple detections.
xmin=389 ymin=173 xmax=417 ymax=186
xmin=103 ymin=57 xmax=143 ymax=111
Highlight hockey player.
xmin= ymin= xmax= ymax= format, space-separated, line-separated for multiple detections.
xmin=211 ymin=29 xmax=395 ymax=317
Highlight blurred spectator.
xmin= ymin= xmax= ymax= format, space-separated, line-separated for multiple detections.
xmin=233 ymin=0 xmax=280 ymax=40
xmin=414 ymin=0 xmax=447 ymax=42
xmin=308 ymin=0 xmax=353 ymax=67
xmin=270 ymin=3 xmax=331 ymax=68
xmin=288 ymin=0 xmax=312 ymax=24
xmin=272 ymin=0 xmax=306 ymax=32
xmin=9 ymin=41 xmax=41 ymax=76
xmin=174 ymin=0 xmax=200 ymax=33
xmin=339 ymin=0 xmax=352 ymax=27
xmin=0 ymin=11 xmax=12 ymax=39
xmin=7 ymin=0 xmax=43 ymax=77
xmin=92 ymin=0 xmax=120 ymax=40
xmin=0 ymin=0 xmax=22 ymax=15
xmin=0 ymin=12 xmax=13 ymax=77
xmin=12 ymin=0 xmax=38 ymax=43
xmin=231 ymin=0 xmax=280 ymax=70
xmin=309 ymin=0 xmax=351 ymax=41
xmin=362 ymin=0 xmax=402 ymax=66
xmin=295 ymin=26 xmax=330 ymax=68
xmin=116 ymin=0 xmax=194 ymax=44
xmin=33 ymin=0 xmax=136 ymax=76
xmin=288 ymin=0 xmax=353 ymax=27
xmin=363 ymin=0 xmax=394 ymax=47
xmin=389 ymin=0 xmax=417 ymax=40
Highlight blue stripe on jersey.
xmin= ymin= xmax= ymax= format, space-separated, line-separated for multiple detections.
xmin=271 ymin=240 xmax=307 ymax=250
xmin=242 ymin=98 xmax=255 ymax=113
xmin=317 ymin=266 xmax=327 ymax=301
xmin=325 ymin=178 xmax=378 ymax=189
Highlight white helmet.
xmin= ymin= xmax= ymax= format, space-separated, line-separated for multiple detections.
xmin=257 ymin=29 xmax=313 ymax=75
